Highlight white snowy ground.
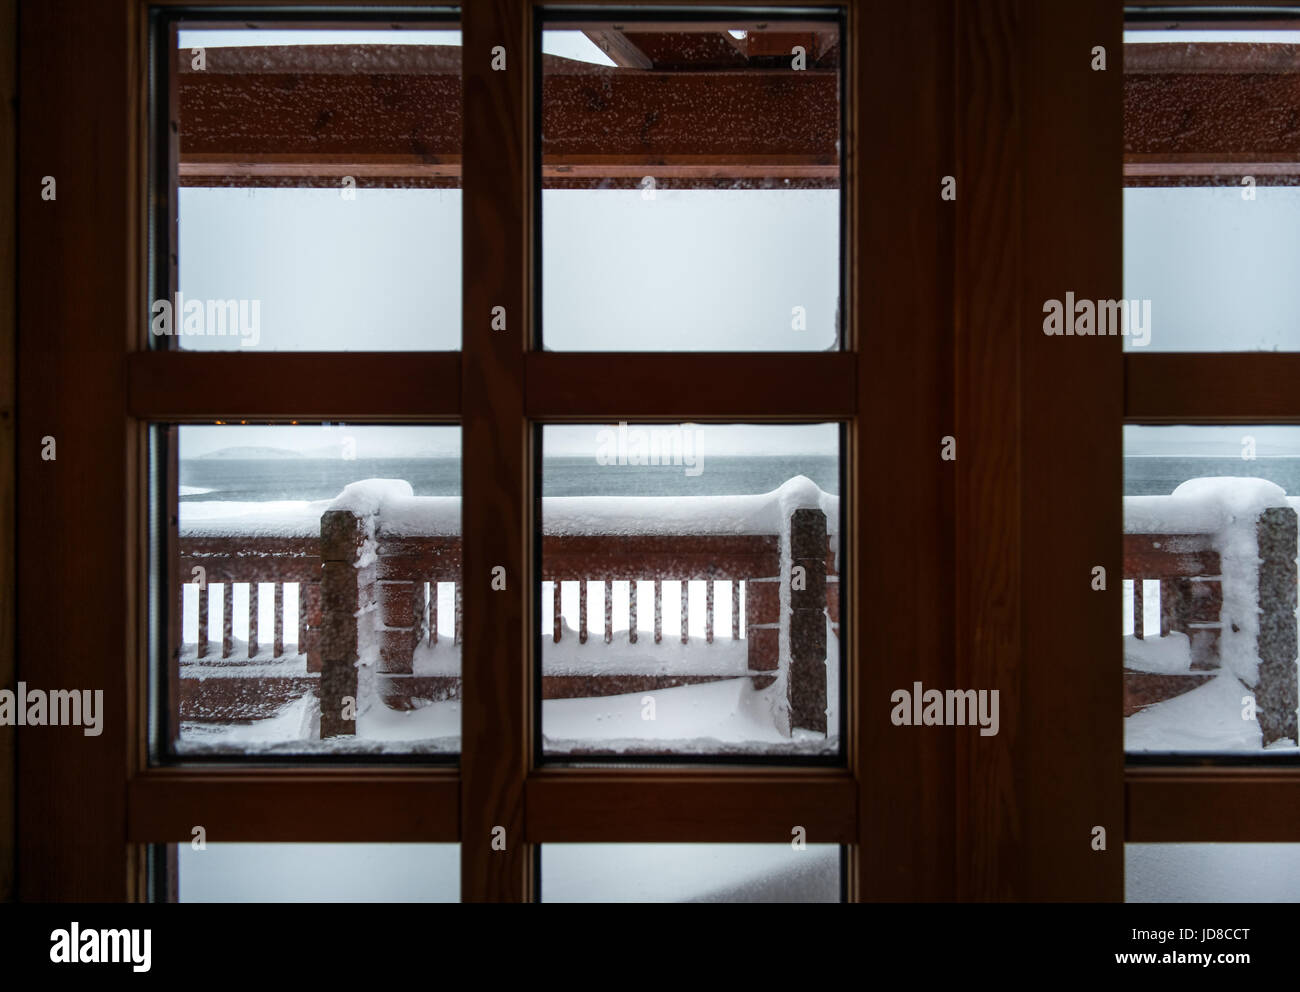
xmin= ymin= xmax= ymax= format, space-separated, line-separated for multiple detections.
xmin=178 ymin=672 xmax=838 ymax=756
xmin=177 ymin=610 xmax=840 ymax=755
xmin=1128 ymin=844 xmax=1300 ymax=902
xmin=177 ymin=842 xmax=841 ymax=903
xmin=1125 ymin=673 xmax=1269 ymax=752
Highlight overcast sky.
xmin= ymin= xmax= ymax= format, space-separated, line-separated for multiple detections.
xmin=1126 ymin=425 xmax=1300 ymax=457
xmin=1125 ymin=187 xmax=1300 ymax=352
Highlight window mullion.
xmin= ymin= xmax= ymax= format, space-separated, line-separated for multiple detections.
xmin=459 ymin=0 xmax=534 ymax=903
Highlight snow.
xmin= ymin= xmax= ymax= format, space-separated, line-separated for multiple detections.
xmin=1125 ymin=674 xmax=1263 ymax=751
xmin=541 ymin=678 xmax=836 ymax=756
xmin=540 ymin=621 xmax=749 ymax=677
xmin=544 ymin=475 xmax=838 ymax=541
xmin=1123 ymin=495 xmax=1225 ymax=535
xmin=181 ymin=476 xmax=833 ymax=543
xmin=1123 ymin=477 xmax=1300 ymax=752
xmin=176 ymin=840 xmax=841 ymax=903
xmin=180 ymin=499 xmax=324 ymax=538
xmin=1127 ymin=843 xmax=1300 ymax=903
xmin=176 ymin=691 xmax=461 ymax=755
xmin=1123 ymin=631 xmax=1192 ymax=674
xmin=1126 ymin=478 xmax=1293 ymax=687
xmin=541 ymin=844 xmax=840 ymax=903
xmin=178 ymin=842 xmax=460 ymax=903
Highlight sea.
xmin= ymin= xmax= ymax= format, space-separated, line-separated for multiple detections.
xmin=179 ymin=455 xmax=842 ymax=502
xmin=180 ymin=456 xmax=1300 ymax=502
xmin=1125 ymin=457 xmax=1300 ymax=497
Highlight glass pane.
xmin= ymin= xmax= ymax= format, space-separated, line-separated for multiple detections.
xmin=539 ymin=423 xmax=841 ymax=758
xmin=1127 ymin=843 xmax=1300 ymax=903
xmin=165 ymin=23 xmax=461 ymax=351
xmin=539 ymin=15 xmax=841 ymax=351
xmin=1124 ymin=425 xmax=1299 ymax=753
xmin=172 ymin=843 xmax=458 ymax=902
xmin=1124 ymin=26 xmax=1300 ymax=350
xmin=157 ymin=424 xmax=461 ymax=757
xmin=541 ymin=844 xmax=840 ymax=902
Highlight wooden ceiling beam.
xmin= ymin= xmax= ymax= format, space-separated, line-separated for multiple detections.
xmin=177 ymin=49 xmax=838 ymax=186
xmin=581 ymin=29 xmax=652 ymax=69
xmin=1124 ymin=43 xmax=1300 ymax=184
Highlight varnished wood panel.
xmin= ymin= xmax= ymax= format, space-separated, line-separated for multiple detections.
xmin=17 ymin=0 xmax=131 ymax=900
xmin=0 ymin=0 xmax=14 ymax=905
xmin=1019 ymin=0 xmax=1123 ymax=902
xmin=526 ymin=771 xmax=857 ymax=843
xmin=1127 ymin=354 xmax=1300 ymax=423
xmin=955 ymin=0 xmax=1123 ymax=900
xmin=850 ymin=0 xmax=954 ymax=902
xmin=128 ymin=352 xmax=463 ymax=420
xmin=128 ymin=770 xmax=460 ymax=841
xmin=525 ymin=353 xmax=856 ymax=419
xmin=459 ymin=0 xmax=533 ymax=902
xmin=1128 ymin=768 xmax=1300 ymax=842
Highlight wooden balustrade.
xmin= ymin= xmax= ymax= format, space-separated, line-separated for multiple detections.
xmin=177 ymin=501 xmax=840 ymax=738
xmin=1123 ymin=506 xmax=1299 ymax=745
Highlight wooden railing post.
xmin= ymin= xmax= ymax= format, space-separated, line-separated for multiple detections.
xmin=789 ymin=508 xmax=828 ymax=734
xmin=746 ymin=576 xmax=780 ymax=691
xmin=376 ymin=534 xmax=427 ymax=710
xmin=319 ymin=509 xmax=374 ymax=738
xmin=1255 ymin=506 xmax=1298 ymax=746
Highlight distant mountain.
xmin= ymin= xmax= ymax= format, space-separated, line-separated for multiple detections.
xmin=196 ymin=446 xmax=306 ymax=460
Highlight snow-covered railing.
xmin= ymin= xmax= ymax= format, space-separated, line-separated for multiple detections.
xmin=1123 ymin=478 xmax=1298 ymax=745
xmin=177 ymin=477 xmax=839 ymax=740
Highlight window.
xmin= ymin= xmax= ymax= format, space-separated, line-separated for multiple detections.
xmin=537 ymin=422 xmax=843 ymax=759
xmin=160 ymin=423 xmax=463 ymax=758
xmin=166 ymin=24 xmax=463 ymax=351
xmin=15 ymin=0 xmax=1124 ymax=904
xmin=127 ymin=2 xmax=864 ymax=902
xmin=1124 ymin=7 xmax=1300 ymax=890
xmin=538 ymin=12 xmax=842 ymax=351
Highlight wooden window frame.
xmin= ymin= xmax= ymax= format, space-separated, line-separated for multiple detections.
xmin=13 ymin=0 xmax=1128 ymax=903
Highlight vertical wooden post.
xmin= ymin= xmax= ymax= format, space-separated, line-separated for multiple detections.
xmin=301 ymin=579 xmax=322 ymax=672
xmin=706 ymin=579 xmax=714 ymax=644
xmin=319 ymin=509 xmax=373 ymax=738
xmin=273 ymin=582 xmax=284 ymax=658
xmin=197 ymin=584 xmax=209 ymax=658
xmin=430 ymin=580 xmax=439 ymax=645
xmin=629 ymin=580 xmax=638 ymax=643
xmin=731 ymin=580 xmax=740 ymax=641
xmin=552 ymin=580 xmax=561 ymax=643
xmin=221 ymin=583 xmax=233 ymax=658
xmin=680 ymin=580 xmax=689 ymax=644
xmin=1255 ymin=506 xmax=1298 ymax=746
xmin=578 ymin=580 xmax=587 ymax=643
xmin=248 ymin=582 xmax=259 ymax=658
xmin=746 ymin=575 xmax=780 ymax=690
xmin=460 ymin=0 xmax=532 ymax=902
xmin=654 ymin=578 xmax=662 ymax=643
xmin=789 ymin=508 xmax=828 ymax=734
xmin=377 ymin=558 xmax=426 ymax=711
xmin=1133 ymin=579 xmax=1144 ymax=640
